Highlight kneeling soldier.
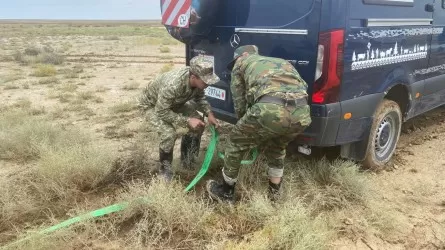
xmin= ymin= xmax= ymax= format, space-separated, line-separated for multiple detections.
xmin=138 ymin=55 xmax=220 ymax=181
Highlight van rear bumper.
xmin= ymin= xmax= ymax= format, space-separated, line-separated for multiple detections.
xmin=294 ymin=103 xmax=342 ymax=146
xmin=295 ymin=115 xmax=373 ymax=147
xmin=295 ymin=116 xmax=340 ymax=146
xmin=294 ymin=93 xmax=383 ymax=147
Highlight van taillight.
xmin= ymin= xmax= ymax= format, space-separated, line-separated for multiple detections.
xmin=312 ymin=29 xmax=344 ymax=104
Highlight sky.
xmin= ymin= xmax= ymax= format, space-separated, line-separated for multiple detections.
xmin=0 ymin=0 xmax=161 ymax=20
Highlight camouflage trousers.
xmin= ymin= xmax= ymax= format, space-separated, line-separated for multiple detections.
xmin=222 ymin=102 xmax=311 ymax=185
xmin=144 ymin=102 xmax=203 ymax=152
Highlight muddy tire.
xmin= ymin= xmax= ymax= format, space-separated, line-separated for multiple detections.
xmin=362 ymin=99 xmax=402 ymax=170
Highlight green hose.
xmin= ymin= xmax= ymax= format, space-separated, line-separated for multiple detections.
xmin=2 ymin=202 xmax=131 ymax=249
xmin=218 ymin=149 xmax=258 ymax=165
xmin=184 ymin=126 xmax=220 ymax=192
xmin=185 ymin=126 xmax=258 ymax=191
xmin=1 ymin=126 xmax=257 ymax=249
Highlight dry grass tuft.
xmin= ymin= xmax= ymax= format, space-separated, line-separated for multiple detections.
xmin=62 ymin=66 xmax=84 ymax=79
xmin=63 ymin=104 xmax=91 ymax=113
xmin=80 ymin=74 xmax=95 ymax=79
xmin=122 ymin=82 xmax=140 ymax=90
xmin=64 ymin=71 xmax=79 ymax=79
xmin=109 ymin=101 xmax=137 ymax=114
xmin=223 ymin=194 xmax=332 ymax=250
xmin=93 ymin=96 xmax=104 ymax=103
xmin=0 ymin=108 xmax=86 ymax=162
xmin=22 ymin=82 xmax=30 ymax=89
xmin=61 ymin=42 xmax=73 ymax=52
xmin=104 ymin=122 xmax=135 ymax=139
xmin=95 ymin=85 xmax=110 ymax=93
xmin=39 ymin=52 xmax=65 ymax=65
xmin=113 ymin=180 xmax=213 ymax=249
xmin=160 ymin=63 xmax=174 ymax=73
xmin=0 ymin=55 xmax=13 ymax=62
xmin=38 ymin=77 xmax=60 ymax=85
xmin=12 ymin=98 xmax=32 ymax=109
xmin=286 ymin=158 xmax=370 ymax=211
xmin=4 ymin=84 xmax=20 ymax=90
xmin=33 ymin=64 xmax=57 ymax=77
xmin=28 ymin=106 xmax=46 ymax=116
xmin=96 ymin=139 xmax=153 ymax=188
xmin=0 ymin=107 xmax=114 ymax=243
xmin=2 ymin=98 xmax=46 ymax=116
xmin=14 ymin=46 xmax=64 ymax=65
xmin=49 ymin=106 xmax=70 ymax=119
xmin=38 ymin=144 xmax=113 ymax=191
xmin=2 ymin=73 xmax=24 ymax=83
xmin=77 ymin=91 xmax=95 ymax=100
xmin=24 ymin=46 xmax=41 ymax=56
xmin=159 ymin=55 xmax=174 ymax=60
xmin=56 ymin=82 xmax=78 ymax=92
xmin=54 ymin=92 xmax=74 ymax=103
xmin=158 ymin=46 xmax=171 ymax=53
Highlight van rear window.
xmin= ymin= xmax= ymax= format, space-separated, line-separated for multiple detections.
xmin=237 ymin=0 xmax=314 ymax=27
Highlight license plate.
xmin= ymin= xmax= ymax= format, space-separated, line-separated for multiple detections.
xmin=205 ymin=86 xmax=226 ymax=101
xmin=298 ymin=145 xmax=311 ymax=155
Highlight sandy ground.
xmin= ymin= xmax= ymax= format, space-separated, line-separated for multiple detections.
xmin=333 ymin=108 xmax=445 ymax=249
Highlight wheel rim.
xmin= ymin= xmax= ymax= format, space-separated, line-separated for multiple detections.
xmin=375 ymin=115 xmax=396 ymax=159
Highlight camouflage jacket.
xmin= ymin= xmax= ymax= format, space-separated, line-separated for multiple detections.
xmin=231 ymin=54 xmax=309 ymax=118
xmin=138 ymin=67 xmax=212 ymax=128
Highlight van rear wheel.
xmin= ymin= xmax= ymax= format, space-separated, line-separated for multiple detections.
xmin=362 ymin=99 xmax=402 ymax=170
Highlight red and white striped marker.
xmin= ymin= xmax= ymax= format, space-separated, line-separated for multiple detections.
xmin=161 ymin=0 xmax=191 ymax=28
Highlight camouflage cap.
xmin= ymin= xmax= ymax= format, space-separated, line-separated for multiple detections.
xmin=227 ymin=45 xmax=259 ymax=70
xmin=190 ymin=55 xmax=220 ymax=85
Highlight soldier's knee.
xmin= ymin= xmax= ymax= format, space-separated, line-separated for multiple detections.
xmin=160 ymin=129 xmax=178 ymax=143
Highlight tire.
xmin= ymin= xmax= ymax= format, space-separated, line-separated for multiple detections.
xmin=362 ymin=99 xmax=402 ymax=170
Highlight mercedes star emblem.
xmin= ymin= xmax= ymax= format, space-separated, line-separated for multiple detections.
xmin=230 ymin=34 xmax=240 ymax=48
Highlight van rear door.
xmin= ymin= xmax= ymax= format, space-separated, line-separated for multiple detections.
xmin=187 ymin=0 xmax=321 ymax=123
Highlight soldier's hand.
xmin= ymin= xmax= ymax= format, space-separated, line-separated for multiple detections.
xmin=207 ymin=112 xmax=220 ymax=128
xmin=188 ymin=118 xmax=205 ymax=129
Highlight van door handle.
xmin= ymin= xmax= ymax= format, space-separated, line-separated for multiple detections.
xmin=425 ymin=3 xmax=435 ymax=12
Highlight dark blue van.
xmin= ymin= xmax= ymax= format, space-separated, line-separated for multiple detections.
xmin=161 ymin=0 xmax=445 ymax=170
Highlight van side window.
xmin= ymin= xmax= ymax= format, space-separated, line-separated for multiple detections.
xmin=363 ymin=0 xmax=414 ymax=7
xmin=237 ymin=0 xmax=313 ymax=27
xmin=442 ymin=0 xmax=445 ymax=9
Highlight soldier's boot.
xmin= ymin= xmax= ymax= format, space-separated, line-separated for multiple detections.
xmin=180 ymin=134 xmax=201 ymax=170
xmin=206 ymin=179 xmax=235 ymax=204
xmin=159 ymin=149 xmax=173 ymax=181
xmin=268 ymin=180 xmax=282 ymax=202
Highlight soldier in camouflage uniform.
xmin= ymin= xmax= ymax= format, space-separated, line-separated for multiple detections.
xmin=206 ymin=45 xmax=312 ymax=203
xmin=138 ymin=55 xmax=220 ymax=181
